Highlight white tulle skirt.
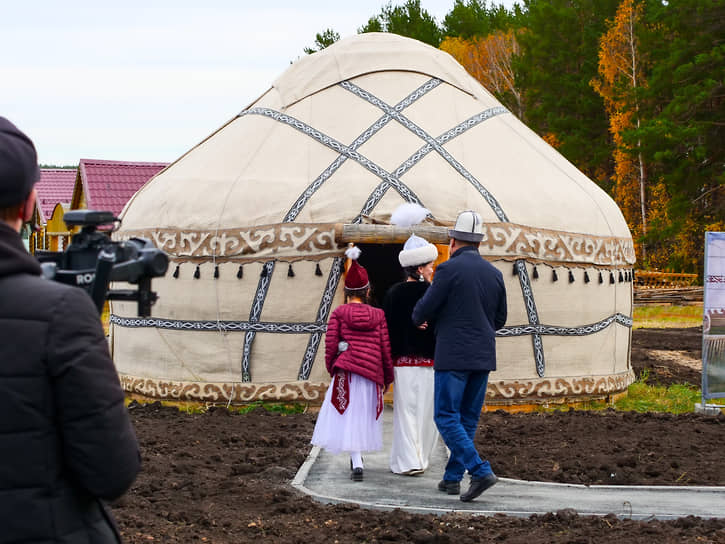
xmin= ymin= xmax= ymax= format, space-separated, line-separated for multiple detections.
xmin=390 ymin=366 xmax=439 ymax=474
xmin=311 ymin=372 xmax=383 ymax=454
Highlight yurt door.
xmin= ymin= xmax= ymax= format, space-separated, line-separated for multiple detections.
xmin=355 ymin=243 xmax=403 ymax=308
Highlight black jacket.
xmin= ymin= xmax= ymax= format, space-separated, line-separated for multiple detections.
xmin=0 ymin=222 xmax=141 ymax=543
xmin=412 ymin=245 xmax=507 ymax=372
xmin=383 ymin=281 xmax=436 ymax=360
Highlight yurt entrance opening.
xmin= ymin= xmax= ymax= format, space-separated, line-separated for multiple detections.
xmin=355 ymin=243 xmax=403 ymax=308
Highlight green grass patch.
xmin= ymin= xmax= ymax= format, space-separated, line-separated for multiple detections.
xmin=533 ymin=372 xmax=725 ymax=415
xmin=615 ymin=380 xmax=702 ymax=414
xmin=235 ymin=401 xmax=306 ymax=415
xmin=633 ymin=304 xmax=703 ymax=329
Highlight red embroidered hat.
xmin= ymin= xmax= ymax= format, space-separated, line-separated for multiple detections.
xmin=344 ymin=246 xmax=369 ymax=289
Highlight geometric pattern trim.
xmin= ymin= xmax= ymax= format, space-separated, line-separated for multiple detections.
xmin=110 ymin=311 xmax=631 ymax=336
xmin=515 ymin=258 xmax=545 ymax=376
xmin=497 ymin=312 xmax=633 ymax=337
xmin=282 ymin=78 xmax=442 ymax=223
xmin=242 ymin=260 xmax=276 ymax=381
xmin=109 ymin=314 xmax=327 ymax=333
xmin=297 ymin=256 xmax=345 ymax=381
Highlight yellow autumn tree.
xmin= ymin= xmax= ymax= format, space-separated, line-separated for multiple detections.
xmin=592 ymin=0 xmax=662 ymax=264
xmin=441 ymin=30 xmax=523 ymax=119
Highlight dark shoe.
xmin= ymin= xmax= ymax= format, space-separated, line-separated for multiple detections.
xmin=460 ymin=473 xmax=498 ymax=502
xmin=437 ymin=479 xmax=460 ymax=495
xmin=351 ymin=467 xmax=364 ymax=481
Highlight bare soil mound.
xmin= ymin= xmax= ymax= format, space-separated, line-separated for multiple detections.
xmin=114 ymin=327 xmax=725 ymax=543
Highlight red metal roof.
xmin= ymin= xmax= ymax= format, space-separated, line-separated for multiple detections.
xmin=77 ymin=159 xmax=168 ymax=217
xmin=35 ymin=168 xmax=77 ymax=224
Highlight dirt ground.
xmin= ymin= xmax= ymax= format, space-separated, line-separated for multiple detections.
xmin=113 ymin=327 xmax=725 ymax=543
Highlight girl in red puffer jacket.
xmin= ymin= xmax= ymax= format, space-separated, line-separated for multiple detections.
xmin=311 ymin=246 xmax=394 ymax=481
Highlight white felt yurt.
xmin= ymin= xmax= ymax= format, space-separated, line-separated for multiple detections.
xmin=111 ymin=33 xmax=635 ymax=407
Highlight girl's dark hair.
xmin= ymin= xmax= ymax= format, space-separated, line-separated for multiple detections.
xmin=344 ymin=286 xmax=369 ymax=303
xmin=403 ymin=265 xmax=420 ymax=281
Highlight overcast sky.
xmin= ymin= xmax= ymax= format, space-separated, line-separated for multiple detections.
xmin=1 ymin=0 xmax=517 ymax=166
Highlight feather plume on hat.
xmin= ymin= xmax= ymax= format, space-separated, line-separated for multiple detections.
xmin=390 ymin=202 xmax=430 ymax=228
xmin=390 ymin=203 xmax=439 ymax=267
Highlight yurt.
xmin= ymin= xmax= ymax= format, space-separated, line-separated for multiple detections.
xmin=111 ymin=33 xmax=635 ymax=407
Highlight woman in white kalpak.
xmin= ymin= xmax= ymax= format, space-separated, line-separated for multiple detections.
xmin=383 ymin=203 xmax=440 ymax=475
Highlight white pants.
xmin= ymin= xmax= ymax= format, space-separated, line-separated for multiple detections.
xmin=389 ymin=366 xmax=439 ymax=474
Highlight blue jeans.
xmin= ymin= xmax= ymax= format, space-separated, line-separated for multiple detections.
xmin=434 ymin=370 xmax=493 ymax=482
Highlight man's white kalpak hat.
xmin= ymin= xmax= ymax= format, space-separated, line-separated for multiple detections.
xmin=449 ymin=210 xmax=484 ymax=242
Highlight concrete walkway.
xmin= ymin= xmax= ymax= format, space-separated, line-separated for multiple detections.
xmin=292 ymin=406 xmax=725 ymax=520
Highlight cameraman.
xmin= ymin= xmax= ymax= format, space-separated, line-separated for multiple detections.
xmin=0 ymin=117 xmax=140 ymax=543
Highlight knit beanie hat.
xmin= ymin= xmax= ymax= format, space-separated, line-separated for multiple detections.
xmin=344 ymin=246 xmax=369 ymax=289
xmin=0 ymin=117 xmax=40 ymax=207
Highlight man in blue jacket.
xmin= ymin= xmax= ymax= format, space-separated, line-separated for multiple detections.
xmin=0 ymin=117 xmax=141 ymax=542
xmin=412 ymin=210 xmax=507 ymax=502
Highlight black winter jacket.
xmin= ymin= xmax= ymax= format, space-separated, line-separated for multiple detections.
xmin=0 ymin=222 xmax=141 ymax=543
xmin=412 ymin=245 xmax=507 ymax=372
xmin=383 ymin=281 xmax=436 ymax=360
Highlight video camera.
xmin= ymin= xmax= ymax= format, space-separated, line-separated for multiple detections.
xmin=36 ymin=210 xmax=169 ymax=317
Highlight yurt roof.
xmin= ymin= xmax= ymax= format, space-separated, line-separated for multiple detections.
xmin=269 ymin=32 xmax=489 ymax=108
xmin=119 ymin=32 xmax=632 ymax=261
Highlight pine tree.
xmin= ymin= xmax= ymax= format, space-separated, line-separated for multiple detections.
xmin=634 ymin=0 xmax=725 ymax=272
xmin=358 ymin=0 xmax=443 ymax=47
xmin=515 ymin=0 xmax=619 ymax=186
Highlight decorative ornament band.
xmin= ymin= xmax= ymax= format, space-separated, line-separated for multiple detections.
xmin=480 ymin=223 xmax=635 ymax=266
xmin=118 ymin=221 xmax=634 ymax=266
xmin=486 ymin=369 xmax=635 ymax=402
xmin=116 ymin=223 xmax=340 ymax=260
xmin=120 ymin=375 xmax=328 ymax=403
xmin=119 ymin=369 xmax=634 ymax=404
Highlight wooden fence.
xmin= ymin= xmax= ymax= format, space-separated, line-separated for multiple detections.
xmin=633 ymin=270 xmax=702 ymax=303
xmin=634 ymin=270 xmax=699 ymax=288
